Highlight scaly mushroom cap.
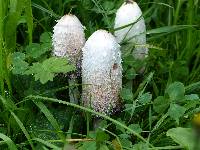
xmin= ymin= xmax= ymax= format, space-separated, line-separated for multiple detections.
xmin=114 ymin=0 xmax=148 ymax=59
xmin=52 ymin=14 xmax=85 ymax=74
xmin=82 ymin=30 xmax=122 ymax=115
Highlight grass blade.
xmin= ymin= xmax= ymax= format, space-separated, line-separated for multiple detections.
xmin=24 ymin=0 xmax=33 ymax=44
xmin=31 ymin=2 xmax=60 ymax=19
xmin=26 ymin=95 xmax=155 ymax=148
xmin=147 ymin=25 xmax=195 ymax=35
xmin=0 ymin=133 xmax=18 ymax=150
xmin=33 ymin=101 xmax=65 ymax=141
xmin=10 ymin=111 xmax=34 ymax=149
xmin=32 ymin=138 xmax=61 ymax=149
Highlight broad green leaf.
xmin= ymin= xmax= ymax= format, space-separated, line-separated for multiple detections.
xmin=25 ymin=57 xmax=75 ymax=84
xmin=153 ymin=96 xmax=170 ymax=114
xmin=166 ymin=82 xmax=185 ymax=102
xmin=127 ymin=124 xmax=142 ymax=134
xmin=0 ymin=133 xmax=17 ymax=150
xmin=168 ymin=104 xmax=186 ymax=124
xmin=167 ymin=127 xmax=195 ymax=150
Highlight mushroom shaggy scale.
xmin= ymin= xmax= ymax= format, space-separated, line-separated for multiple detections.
xmin=52 ymin=14 xmax=85 ymax=74
xmin=82 ymin=30 xmax=122 ymax=115
xmin=114 ymin=0 xmax=148 ymax=60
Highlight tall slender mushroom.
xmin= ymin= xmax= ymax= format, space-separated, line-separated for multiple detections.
xmin=52 ymin=14 xmax=85 ymax=104
xmin=82 ymin=30 xmax=122 ymax=115
xmin=114 ymin=0 xmax=148 ymax=60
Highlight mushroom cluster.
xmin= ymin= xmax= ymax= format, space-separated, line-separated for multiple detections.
xmin=52 ymin=0 xmax=147 ymax=115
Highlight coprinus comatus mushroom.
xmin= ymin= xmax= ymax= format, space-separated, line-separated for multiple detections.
xmin=52 ymin=14 xmax=85 ymax=75
xmin=114 ymin=0 xmax=148 ymax=60
xmin=52 ymin=14 xmax=85 ymax=104
xmin=82 ymin=30 xmax=122 ymax=115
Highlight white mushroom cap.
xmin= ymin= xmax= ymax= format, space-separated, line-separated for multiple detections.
xmin=114 ymin=0 xmax=148 ymax=59
xmin=52 ymin=14 xmax=85 ymax=70
xmin=82 ymin=30 xmax=122 ymax=115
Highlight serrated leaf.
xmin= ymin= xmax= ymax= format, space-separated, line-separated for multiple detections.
xmin=25 ymin=43 xmax=41 ymax=58
xmin=185 ymin=94 xmax=199 ymax=101
xmin=11 ymin=52 xmax=29 ymax=74
xmin=26 ymin=43 xmax=51 ymax=59
xmin=125 ymin=103 xmax=136 ymax=114
xmin=138 ymin=92 xmax=152 ymax=104
xmin=166 ymin=82 xmax=185 ymax=102
xmin=40 ymin=32 xmax=52 ymax=43
xmin=168 ymin=104 xmax=186 ymax=124
xmin=153 ymin=96 xmax=170 ymax=114
xmin=79 ymin=141 xmax=96 ymax=150
xmin=12 ymin=52 xmax=26 ymax=60
xmin=120 ymin=88 xmax=133 ymax=101
xmin=166 ymin=127 xmax=195 ymax=150
xmin=25 ymin=57 xmax=75 ymax=84
xmin=127 ymin=124 xmax=142 ymax=134
xmin=118 ymin=134 xmax=130 ymax=139
xmin=132 ymin=142 xmax=148 ymax=150
xmin=119 ymin=138 xmax=132 ymax=148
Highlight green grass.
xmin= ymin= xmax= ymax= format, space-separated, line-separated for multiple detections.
xmin=0 ymin=0 xmax=200 ymax=149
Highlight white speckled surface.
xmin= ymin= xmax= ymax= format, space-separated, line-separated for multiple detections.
xmin=114 ymin=0 xmax=148 ymax=59
xmin=82 ymin=30 xmax=122 ymax=115
xmin=52 ymin=14 xmax=85 ymax=70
